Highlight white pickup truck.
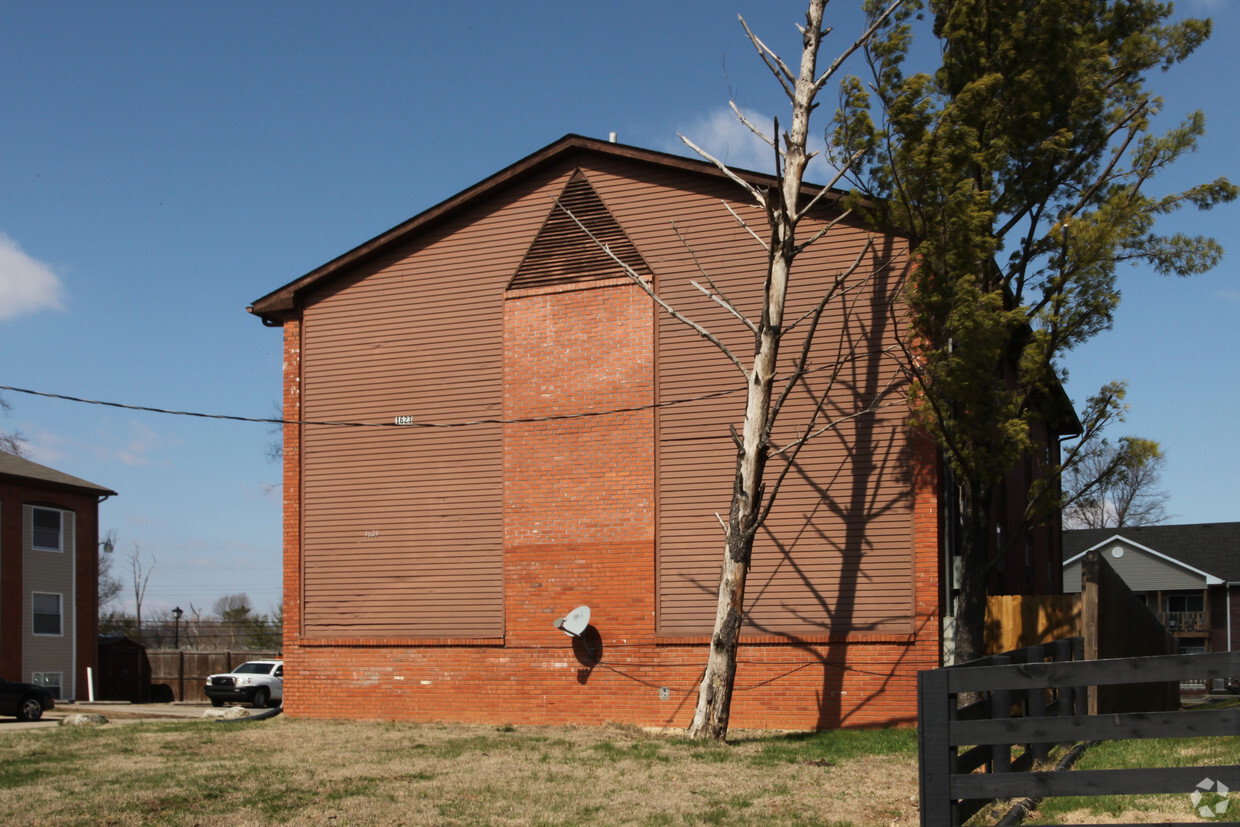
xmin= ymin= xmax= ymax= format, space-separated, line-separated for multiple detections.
xmin=204 ymin=660 xmax=283 ymax=708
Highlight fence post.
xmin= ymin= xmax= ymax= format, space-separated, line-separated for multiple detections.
xmin=1074 ymin=636 xmax=1087 ymax=717
xmin=1051 ymin=638 xmax=1075 ymax=732
xmin=918 ymin=667 xmax=953 ymax=827
xmin=1082 ymin=551 xmax=1100 ymax=714
xmin=989 ymin=655 xmax=1012 ymax=774
xmin=1027 ymin=644 xmax=1050 ymax=765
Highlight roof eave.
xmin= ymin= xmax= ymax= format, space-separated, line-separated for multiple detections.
xmin=247 ymin=133 xmax=853 ymax=324
xmin=0 ymin=472 xmax=117 ymax=499
xmin=1063 ymin=532 xmax=1225 ymax=585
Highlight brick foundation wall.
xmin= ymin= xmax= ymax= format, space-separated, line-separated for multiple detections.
xmin=278 ymin=281 xmax=941 ymax=729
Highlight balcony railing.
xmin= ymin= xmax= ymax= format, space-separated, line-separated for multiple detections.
xmin=1158 ymin=611 xmax=1208 ymax=633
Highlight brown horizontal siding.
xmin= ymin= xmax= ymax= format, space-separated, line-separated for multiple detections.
xmin=297 ymin=167 xmax=580 ymax=639
xmin=561 ymin=159 xmax=916 ymax=638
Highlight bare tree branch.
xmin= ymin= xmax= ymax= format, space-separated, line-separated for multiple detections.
xmin=678 ymin=133 xmax=768 ymax=208
xmin=691 ymin=279 xmax=757 ymax=333
xmin=738 ymin=14 xmax=798 ymax=99
xmin=721 ymin=202 xmax=771 ymax=252
xmin=671 ymin=221 xmax=759 ymax=333
xmin=811 ymin=0 xmax=904 ymax=96
xmin=553 ymin=197 xmax=749 ymax=377
xmin=728 ymin=101 xmax=777 ymax=150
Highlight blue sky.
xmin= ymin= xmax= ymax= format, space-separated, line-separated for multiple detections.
xmin=2 ymin=1 xmax=1236 ymax=617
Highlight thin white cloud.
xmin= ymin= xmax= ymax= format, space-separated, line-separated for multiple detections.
xmin=668 ymin=106 xmax=837 ymax=184
xmin=25 ymin=419 xmax=177 ymax=468
xmin=0 ymin=233 xmax=65 ymax=319
xmin=1216 ymin=288 xmax=1240 ymax=303
xmin=114 ymin=420 xmax=177 ymax=467
xmin=22 ymin=426 xmax=69 ymax=465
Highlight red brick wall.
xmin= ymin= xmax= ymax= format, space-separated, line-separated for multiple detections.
xmin=278 ymin=278 xmax=942 ymax=729
xmin=281 ymin=319 xmax=302 ymax=661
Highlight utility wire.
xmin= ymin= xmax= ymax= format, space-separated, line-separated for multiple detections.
xmin=0 ymin=382 xmax=749 ymax=429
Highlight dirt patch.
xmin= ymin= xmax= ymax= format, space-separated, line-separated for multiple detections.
xmin=52 ymin=703 xmax=208 ymax=721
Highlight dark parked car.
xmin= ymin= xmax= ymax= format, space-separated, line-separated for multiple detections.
xmin=0 ymin=677 xmax=56 ymax=721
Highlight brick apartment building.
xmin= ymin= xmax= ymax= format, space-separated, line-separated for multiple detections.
xmin=249 ymin=135 xmax=1065 ymax=730
xmin=0 ymin=452 xmax=114 ymax=701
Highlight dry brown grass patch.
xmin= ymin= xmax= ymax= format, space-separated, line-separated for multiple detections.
xmin=0 ymin=717 xmax=920 ymax=825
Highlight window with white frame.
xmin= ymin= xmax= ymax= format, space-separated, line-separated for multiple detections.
xmin=31 ymin=507 xmax=63 ymax=552
xmin=32 ymin=672 xmax=62 ymax=700
xmin=32 ymin=592 xmax=62 ymax=636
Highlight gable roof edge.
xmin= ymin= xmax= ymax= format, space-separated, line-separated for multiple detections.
xmin=0 ymin=452 xmax=117 ymax=498
xmin=247 ymin=134 xmax=849 ymax=323
xmin=1063 ymin=533 xmax=1224 ymax=585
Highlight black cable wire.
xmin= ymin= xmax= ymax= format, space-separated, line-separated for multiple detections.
xmin=0 ymin=382 xmax=747 ymax=429
xmin=1 ymin=346 xmax=892 ymax=430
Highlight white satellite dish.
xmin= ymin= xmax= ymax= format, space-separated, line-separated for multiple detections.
xmin=554 ymin=605 xmax=591 ymax=637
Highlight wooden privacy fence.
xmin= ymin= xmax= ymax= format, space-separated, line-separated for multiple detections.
xmin=985 ymin=594 xmax=1080 ymax=654
xmin=985 ymin=549 xmax=1178 ymax=714
xmin=148 ymin=651 xmax=281 ymax=703
xmin=918 ymin=644 xmax=1240 ymax=827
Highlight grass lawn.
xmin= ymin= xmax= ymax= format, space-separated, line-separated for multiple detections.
xmin=0 ymin=717 xmax=920 ymax=826
xmin=1023 ymin=732 xmax=1240 ymax=825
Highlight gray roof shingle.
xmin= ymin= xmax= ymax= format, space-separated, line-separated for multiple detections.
xmin=0 ymin=452 xmax=116 ymax=497
xmin=1064 ymin=523 xmax=1240 ymax=582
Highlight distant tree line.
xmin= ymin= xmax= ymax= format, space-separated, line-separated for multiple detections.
xmin=100 ymin=592 xmax=283 ymax=652
xmin=98 ymin=533 xmax=281 ymax=652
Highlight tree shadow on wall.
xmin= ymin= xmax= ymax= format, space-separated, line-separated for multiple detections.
xmin=697 ymin=232 xmax=926 ymax=729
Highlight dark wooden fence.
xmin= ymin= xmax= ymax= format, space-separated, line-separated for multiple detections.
xmin=985 ymin=550 xmax=1178 ymax=714
xmin=96 ymin=636 xmax=152 ymax=702
xmin=1079 ymin=549 xmax=1178 ymax=714
xmin=148 ymin=650 xmax=281 ymax=703
xmin=918 ymin=644 xmax=1240 ymax=826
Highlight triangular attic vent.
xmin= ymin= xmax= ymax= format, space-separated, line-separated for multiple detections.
xmin=509 ymin=171 xmax=651 ymax=291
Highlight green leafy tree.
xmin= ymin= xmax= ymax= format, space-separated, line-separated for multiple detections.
xmin=245 ymin=603 xmax=284 ymax=651
xmin=211 ymin=593 xmax=282 ymax=651
xmin=832 ymin=0 xmax=1235 ymax=661
xmin=99 ymin=610 xmax=138 ymax=639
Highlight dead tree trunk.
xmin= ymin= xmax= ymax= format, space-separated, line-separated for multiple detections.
xmin=686 ymin=0 xmax=901 ymax=741
xmin=556 ymin=0 xmax=903 ymax=742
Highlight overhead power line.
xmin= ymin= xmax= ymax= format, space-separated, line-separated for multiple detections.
xmin=0 ymin=382 xmax=748 ymax=429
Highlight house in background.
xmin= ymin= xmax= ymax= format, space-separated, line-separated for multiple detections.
xmin=0 ymin=452 xmax=115 ymax=700
xmin=1064 ymin=523 xmax=1240 ymax=655
xmin=249 ymin=134 xmax=1070 ymax=730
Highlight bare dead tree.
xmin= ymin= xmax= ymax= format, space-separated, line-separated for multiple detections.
xmin=1063 ymin=434 xmax=1169 ymax=529
xmin=98 ymin=529 xmax=123 ymax=612
xmin=129 ymin=545 xmax=156 ymax=638
xmin=557 ymin=0 xmax=904 ymax=740
xmin=0 ymin=393 xmax=29 ymax=457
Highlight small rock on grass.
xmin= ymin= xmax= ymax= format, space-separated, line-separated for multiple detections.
xmin=203 ymin=707 xmax=250 ymax=719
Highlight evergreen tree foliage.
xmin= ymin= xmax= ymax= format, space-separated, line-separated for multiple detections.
xmin=832 ymin=0 xmax=1236 ymax=660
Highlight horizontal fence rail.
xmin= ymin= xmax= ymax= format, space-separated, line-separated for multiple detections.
xmin=919 ymin=642 xmax=1240 ymax=827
